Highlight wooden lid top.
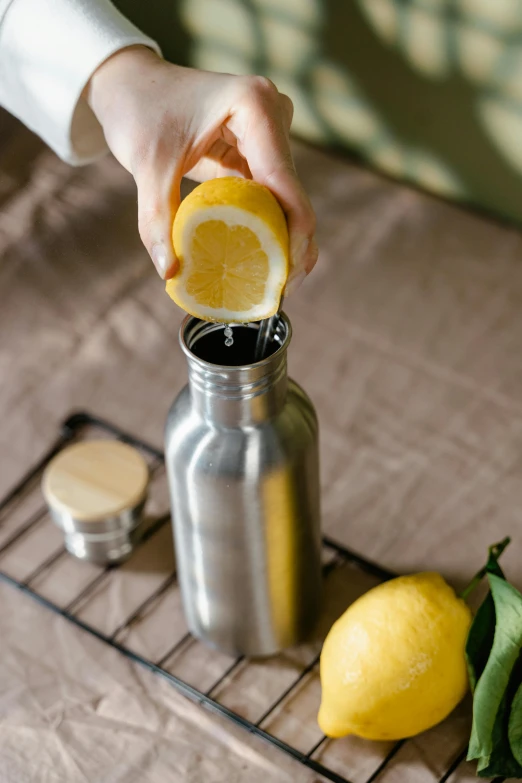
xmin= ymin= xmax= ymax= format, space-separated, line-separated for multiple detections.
xmin=42 ymin=440 xmax=149 ymax=522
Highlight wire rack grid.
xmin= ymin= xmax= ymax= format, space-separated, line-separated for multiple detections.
xmin=0 ymin=413 xmax=500 ymax=783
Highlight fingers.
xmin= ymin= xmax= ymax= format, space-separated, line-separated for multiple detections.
xmin=226 ymin=76 xmax=317 ymax=292
xmin=279 ymin=92 xmax=294 ymax=134
xmin=135 ymin=163 xmax=180 ymax=280
xmin=186 ymin=139 xmax=252 ymax=182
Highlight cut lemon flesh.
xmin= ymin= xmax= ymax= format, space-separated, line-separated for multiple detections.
xmin=166 ymin=177 xmax=289 ymax=322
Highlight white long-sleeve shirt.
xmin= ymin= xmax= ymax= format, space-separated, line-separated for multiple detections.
xmin=0 ymin=0 xmax=161 ymax=164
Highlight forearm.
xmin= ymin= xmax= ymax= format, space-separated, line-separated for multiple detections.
xmin=0 ymin=0 xmax=160 ymax=164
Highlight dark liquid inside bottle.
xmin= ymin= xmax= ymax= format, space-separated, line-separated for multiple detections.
xmin=192 ymin=325 xmax=279 ymax=366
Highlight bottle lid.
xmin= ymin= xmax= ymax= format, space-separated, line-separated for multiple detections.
xmin=42 ymin=440 xmax=149 ymax=522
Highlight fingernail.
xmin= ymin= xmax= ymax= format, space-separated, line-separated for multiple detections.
xmin=151 ymin=242 xmax=174 ymax=279
xmin=164 ymin=259 xmax=179 ymax=280
xmin=284 ymin=269 xmax=306 ymax=297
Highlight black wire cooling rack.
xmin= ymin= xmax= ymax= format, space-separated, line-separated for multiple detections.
xmin=0 ymin=412 xmax=497 ymax=783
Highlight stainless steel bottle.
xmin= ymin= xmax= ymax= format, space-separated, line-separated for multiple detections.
xmin=165 ymin=314 xmax=321 ymax=657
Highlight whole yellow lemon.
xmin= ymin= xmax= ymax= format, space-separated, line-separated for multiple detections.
xmin=318 ymin=572 xmax=472 ymax=741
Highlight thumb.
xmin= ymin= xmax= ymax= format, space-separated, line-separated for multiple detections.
xmin=135 ymin=166 xmax=180 ymax=280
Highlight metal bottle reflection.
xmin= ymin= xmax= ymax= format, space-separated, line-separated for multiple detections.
xmin=165 ymin=314 xmax=321 ymax=657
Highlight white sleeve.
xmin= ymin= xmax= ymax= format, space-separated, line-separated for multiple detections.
xmin=0 ymin=0 xmax=161 ymax=165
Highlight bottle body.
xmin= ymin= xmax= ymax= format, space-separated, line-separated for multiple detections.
xmin=165 ymin=316 xmax=322 ymax=657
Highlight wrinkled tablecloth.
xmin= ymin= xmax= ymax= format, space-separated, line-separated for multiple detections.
xmin=1 ymin=114 xmax=522 ymax=782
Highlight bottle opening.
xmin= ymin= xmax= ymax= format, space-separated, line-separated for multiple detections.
xmin=182 ymin=315 xmax=289 ymax=368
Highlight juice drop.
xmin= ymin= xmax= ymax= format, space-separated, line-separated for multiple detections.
xmin=224 ymin=324 xmax=234 ymax=347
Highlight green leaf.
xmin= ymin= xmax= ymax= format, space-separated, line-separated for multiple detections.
xmin=460 ymin=538 xmax=509 ymax=602
xmin=465 ymin=544 xmax=506 ymax=693
xmin=485 ymin=545 xmax=508 ymax=580
xmin=468 ymin=574 xmax=522 ymax=762
xmin=476 ymin=679 xmax=522 ymax=778
xmin=467 ymin=596 xmax=497 ymax=693
xmin=509 ymin=680 xmax=522 ymax=767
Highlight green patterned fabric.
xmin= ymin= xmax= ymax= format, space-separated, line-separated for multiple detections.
xmin=116 ymin=0 xmax=522 ymax=225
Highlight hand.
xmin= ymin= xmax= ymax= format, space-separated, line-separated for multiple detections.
xmin=87 ymin=46 xmax=317 ymax=291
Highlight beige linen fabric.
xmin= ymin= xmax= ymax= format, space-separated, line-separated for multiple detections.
xmin=1 ymin=113 xmax=522 ymax=781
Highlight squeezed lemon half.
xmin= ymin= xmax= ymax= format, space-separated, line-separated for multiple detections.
xmin=166 ymin=177 xmax=289 ymax=323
